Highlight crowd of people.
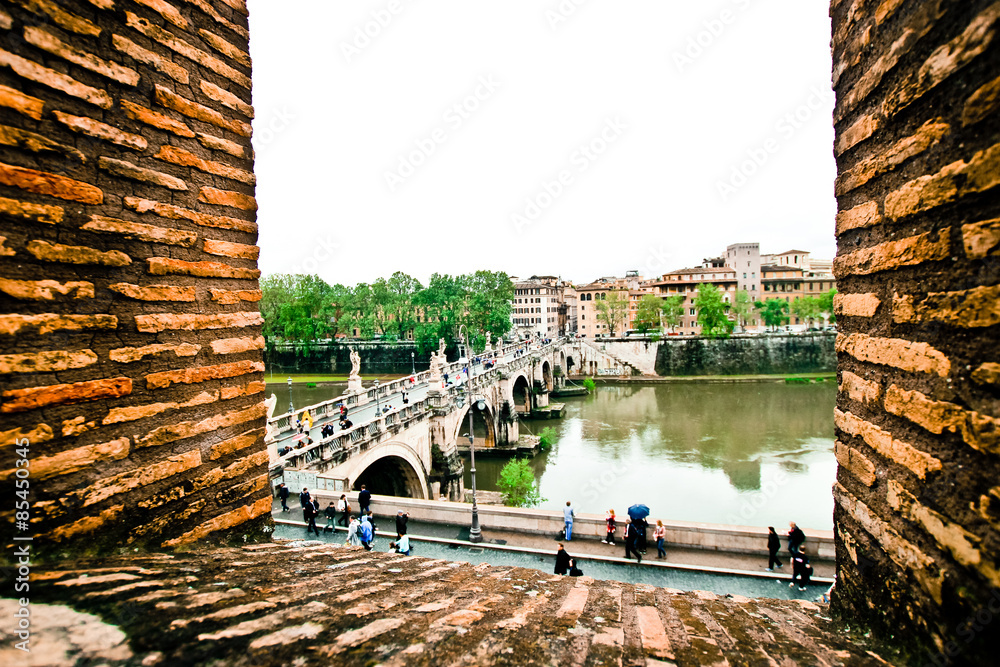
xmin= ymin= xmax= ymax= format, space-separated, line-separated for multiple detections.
xmin=289 ymin=485 xmax=414 ymax=556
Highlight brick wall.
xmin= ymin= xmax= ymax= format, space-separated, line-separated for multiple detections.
xmin=830 ymin=0 xmax=1000 ymax=661
xmin=0 ymin=0 xmax=269 ymax=551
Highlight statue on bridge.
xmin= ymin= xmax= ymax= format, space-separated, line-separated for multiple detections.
xmin=484 ymin=331 xmax=491 ymax=355
xmin=264 ymin=393 xmax=278 ymax=444
xmin=347 ymin=348 xmax=363 ymax=394
xmin=429 ymin=338 xmax=446 ymax=385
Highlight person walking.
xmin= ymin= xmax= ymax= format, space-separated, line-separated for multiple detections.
xmin=554 ymin=543 xmax=572 ymax=575
xmin=766 ymin=527 xmax=783 ymax=571
xmin=624 ymin=518 xmax=642 ymax=563
xmin=337 ymin=494 xmax=349 ymax=527
xmin=358 ymin=485 xmax=372 ymax=516
xmin=395 ymin=510 xmax=409 ymax=536
xmin=563 ymin=501 xmax=575 ymax=541
xmin=299 ymin=487 xmax=310 ymax=509
xmin=324 ymin=502 xmax=337 ymax=532
xmin=790 ymin=549 xmax=812 ymax=591
xmin=277 ymin=483 xmax=290 ymax=512
xmin=303 ymin=498 xmax=319 ymax=536
xmin=654 ymin=520 xmax=667 ymax=559
xmin=787 ymin=521 xmax=806 ymax=556
xmin=345 ymin=516 xmax=361 ymax=547
xmin=359 ymin=514 xmax=374 ymax=551
xmin=635 ymin=516 xmax=648 ymax=554
xmin=603 ymin=509 xmax=616 ymax=545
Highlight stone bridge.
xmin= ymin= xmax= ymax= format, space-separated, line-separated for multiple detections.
xmin=268 ymin=338 xmax=581 ymax=501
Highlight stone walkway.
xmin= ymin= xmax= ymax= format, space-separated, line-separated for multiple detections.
xmin=17 ymin=542 xmax=895 ymax=666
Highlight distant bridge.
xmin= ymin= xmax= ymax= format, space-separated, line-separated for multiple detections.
xmin=267 ymin=338 xmax=584 ymax=501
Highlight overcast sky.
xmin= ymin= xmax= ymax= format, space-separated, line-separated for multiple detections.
xmin=248 ymin=0 xmax=836 ymax=286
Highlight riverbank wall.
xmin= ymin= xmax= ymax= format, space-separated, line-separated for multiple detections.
xmin=302 ymin=491 xmax=835 ymax=560
xmin=265 ymin=341 xmax=429 ymax=376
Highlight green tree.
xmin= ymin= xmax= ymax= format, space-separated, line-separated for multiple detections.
xmin=660 ymin=295 xmax=684 ymax=332
xmin=594 ymin=290 xmax=629 ymax=336
xmin=497 ymin=458 xmax=545 ymax=507
xmin=462 ymin=270 xmax=514 ymax=348
xmin=817 ymin=288 xmax=837 ymax=325
xmin=754 ymin=298 xmax=790 ymax=331
xmin=695 ymin=284 xmax=734 ymax=337
xmin=259 ymin=273 xmax=338 ymax=354
xmin=731 ymin=289 xmax=754 ymax=331
xmin=791 ymin=296 xmax=820 ymax=328
xmin=634 ymin=294 xmax=664 ymax=333
xmin=414 ymin=273 xmax=464 ymax=355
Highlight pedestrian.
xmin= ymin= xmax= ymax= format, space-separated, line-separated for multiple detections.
xmin=299 ymin=487 xmax=310 ymax=509
xmin=635 ymin=516 xmax=648 ymax=554
xmin=359 ymin=514 xmax=374 ymax=551
xmin=402 ymin=392 xmax=409 ymax=405
xmin=790 ymin=549 xmax=812 ymax=591
xmin=563 ymin=501 xmax=575 ymax=541
xmin=277 ymin=483 xmax=290 ymax=512
xmin=554 ymin=542 xmax=572 ymax=575
xmin=358 ymin=484 xmax=371 ymax=515
xmin=346 ymin=516 xmax=361 ymax=547
xmin=603 ymin=509 xmax=616 ymax=544
xmin=654 ymin=519 xmax=667 ymax=558
xmin=395 ymin=510 xmax=409 ymax=536
xmin=766 ymin=527 xmax=783 ymax=571
xmin=303 ymin=498 xmax=319 ymax=536
xmin=367 ymin=510 xmax=378 ymax=535
xmin=624 ymin=518 xmax=642 ymax=563
xmin=324 ymin=502 xmax=337 ymax=532
xmin=393 ymin=533 xmax=411 ymax=556
xmin=787 ymin=521 xmax=806 ymax=556
xmin=337 ymin=494 xmax=349 ymax=527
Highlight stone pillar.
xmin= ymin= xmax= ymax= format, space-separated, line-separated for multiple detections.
xmin=0 ymin=1 xmax=266 ymax=552
xmin=829 ymin=1 xmax=1000 ymax=663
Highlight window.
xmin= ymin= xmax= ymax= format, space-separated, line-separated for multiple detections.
xmin=743 ymin=273 xmax=747 ymax=279
xmin=690 ymin=308 xmax=696 ymax=315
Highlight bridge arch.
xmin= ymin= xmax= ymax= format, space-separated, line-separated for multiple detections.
xmin=541 ymin=359 xmax=553 ymax=392
xmin=453 ymin=399 xmax=497 ymax=450
xmin=510 ymin=372 xmax=532 ymax=414
xmin=350 ymin=441 xmax=429 ymax=500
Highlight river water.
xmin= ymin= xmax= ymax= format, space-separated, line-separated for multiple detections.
xmin=464 ymin=382 xmax=837 ymax=531
xmin=267 ymin=379 xmax=838 ymax=531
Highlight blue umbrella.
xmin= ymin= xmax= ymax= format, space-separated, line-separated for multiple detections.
xmin=628 ymin=504 xmax=650 ymax=521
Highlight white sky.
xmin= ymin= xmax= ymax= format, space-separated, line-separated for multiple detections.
xmin=248 ymin=0 xmax=836 ymax=286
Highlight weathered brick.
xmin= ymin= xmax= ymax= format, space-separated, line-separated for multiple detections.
xmin=0 ymin=422 xmax=53 ymax=447
xmin=154 ymin=145 xmax=254 ymax=184
xmin=833 ymin=229 xmax=950 ymax=277
xmin=211 ymin=336 xmax=265 ymax=355
xmin=885 ymin=143 xmax=1000 ymax=220
xmin=199 ymin=187 xmax=256 ymax=211
xmin=836 ymin=120 xmax=949 ymax=195
xmin=126 ymin=13 xmax=251 ymax=89
xmin=24 ymin=26 xmax=139 ymax=85
xmin=136 ymin=402 xmax=265 ymax=448
xmin=209 ymin=288 xmax=261 ymax=304
xmin=0 ymin=124 xmax=85 ymax=164
xmin=103 ymin=391 xmax=217 ymax=425
xmin=836 ymin=114 xmax=879 ymax=156
xmin=146 ymin=360 xmax=264 ymax=390
xmin=112 ymin=34 xmax=189 ymax=84
xmin=27 ymin=240 xmax=131 ymax=267
xmin=51 ymin=506 xmax=124 ymax=542
xmin=0 ymin=83 xmax=44 ymax=119
xmin=203 ymin=239 xmax=259 ymax=259
xmin=61 ymin=416 xmax=95 ymax=437
xmin=0 ymin=236 xmax=13 ymax=256
xmin=972 ymin=363 xmax=1000 ymax=386
xmin=72 ymin=450 xmax=203 ymax=508
xmin=154 ymin=85 xmax=251 ymax=137
xmin=98 ymin=156 xmax=187 ymax=191
xmin=191 ymin=450 xmax=268 ymax=491
xmin=83 ymin=216 xmax=197 ymax=247
xmin=109 ymin=342 xmax=201 ymax=363
xmin=13 ymin=437 xmax=130 ymax=481
xmin=220 ymin=380 xmax=264 ymax=400
xmin=0 ymin=196 xmax=62 ymax=224
xmin=962 ymin=218 xmax=1000 ymax=258
xmin=208 ymin=428 xmax=261 ymax=460
xmin=892 ymin=285 xmax=1000 ymax=328
xmin=835 ymin=440 xmax=877 ymax=486
xmin=120 ymin=99 xmax=195 ymax=138
xmin=162 ymin=496 xmax=269 ymax=547
xmin=0 ymin=161 xmax=103 ymax=204
xmin=885 ymin=384 xmax=1000 ymax=456
xmin=124 ymin=196 xmax=256 ymax=233
xmin=0 ymin=8 xmax=9 ymax=29
xmin=836 ymin=333 xmax=950 ymax=377
xmin=839 ymin=370 xmax=882 ymax=405
xmin=215 ymin=473 xmax=267 ymax=505
xmin=0 ymin=48 xmax=112 ymax=108
xmin=108 ymin=283 xmax=196 ymax=301
xmin=962 ymin=74 xmax=1000 ymax=127
xmin=133 ymin=0 xmax=189 ymax=29
xmin=835 ymin=407 xmax=943 ymax=479
xmin=146 ymin=257 xmax=259 ymax=279
xmin=134 ymin=311 xmax=262 ymax=333
xmin=53 ymin=111 xmax=148 ymax=151
xmin=15 ymin=0 xmax=101 ymax=35
xmin=833 ymin=293 xmax=880 ymax=317
xmin=198 ymin=29 xmax=251 ymax=68
xmin=1 ymin=377 xmax=132 ymax=413
xmin=0 ymin=349 xmax=97 ymax=374
xmin=199 ymin=79 xmax=252 ymax=118
xmin=182 ymin=0 xmax=249 ymax=39
xmin=218 ymin=0 xmax=248 ymax=16
xmin=0 ymin=279 xmax=92 ymax=301
xmin=196 ymin=132 xmax=243 ymax=157
xmin=0 ymin=313 xmax=117 ymax=336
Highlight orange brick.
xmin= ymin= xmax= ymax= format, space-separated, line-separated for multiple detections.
xmin=0 ymin=422 xmax=53 ymax=447
xmin=108 ymin=283 xmax=196 ymax=302
xmin=147 ymin=257 xmax=260 ymax=279
xmin=83 ymin=216 xmax=197 ymax=246
xmin=136 ymin=402 xmax=266 ymax=448
xmin=98 ymin=156 xmax=187 ymax=191
xmin=833 ymin=229 xmax=950 ymax=277
xmin=885 ymin=143 xmax=1000 ymax=220
xmin=154 ymin=145 xmax=254 ymax=184
xmin=199 ymin=79 xmax=253 ymax=117
xmin=1 ymin=377 xmax=132 ymax=413
xmin=962 ymin=218 xmax=1000 ymax=258
xmin=27 ymin=240 xmax=131 ymax=267
xmin=892 ymin=285 xmax=1000 ymax=328
xmin=120 ymin=99 xmax=195 ymax=138
xmin=199 ymin=186 xmax=256 ymax=211
xmin=124 ymin=196 xmax=256 ymax=233
xmin=0 ymin=349 xmax=97 ymax=374
xmin=0 ymin=313 xmax=117 ymax=336
xmin=134 ymin=311 xmax=262 ymax=333
xmin=52 ymin=111 xmax=148 ymax=151
xmin=208 ymin=428 xmax=262 ymax=460
xmin=112 ymin=34 xmax=189 ymax=84
xmin=835 ymin=408 xmax=943 ymax=479
xmin=0 ymin=161 xmax=103 ymax=204
xmin=834 ymin=293 xmax=880 ymax=317
xmin=146 ymin=360 xmax=264 ymax=390
xmin=836 ymin=333 xmax=951 ymax=377
xmin=162 ymin=496 xmax=269 ymax=547
xmin=109 ymin=342 xmax=201 ymax=363
xmin=154 ymin=85 xmax=251 ymax=136
xmin=211 ymin=336 xmax=265 ymax=355
xmin=209 ymin=288 xmax=261 ymax=304
xmin=203 ymin=239 xmax=259 ymax=259
xmin=0 ymin=83 xmax=44 ymax=119
xmin=0 ymin=279 xmax=92 ymax=300
xmin=24 ymin=26 xmax=139 ymax=85
xmin=0 ymin=48 xmax=111 ymax=108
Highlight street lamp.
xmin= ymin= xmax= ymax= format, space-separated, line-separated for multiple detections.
xmin=461 ymin=394 xmax=486 ymax=544
xmin=287 ymin=377 xmax=293 ymax=417
xmin=411 ymin=351 xmax=415 ymax=375
xmin=374 ymin=378 xmax=380 ymax=417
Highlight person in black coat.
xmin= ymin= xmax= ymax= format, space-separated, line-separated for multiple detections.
xmin=624 ymin=518 xmax=642 ymax=563
xmin=299 ymin=488 xmax=310 ymax=509
xmin=277 ymin=483 xmax=290 ymax=512
xmin=554 ymin=543 xmax=572 ymax=575
xmin=767 ymin=526 xmax=783 ymax=571
xmin=303 ymin=498 xmax=319 ymax=536
xmin=358 ymin=485 xmax=372 ymax=514
xmin=790 ymin=549 xmax=812 ymax=590
xmin=395 ymin=510 xmax=408 ymax=536
xmin=788 ymin=522 xmax=806 ymax=555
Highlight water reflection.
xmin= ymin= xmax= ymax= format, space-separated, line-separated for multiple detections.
xmin=465 ymin=382 xmax=837 ymax=531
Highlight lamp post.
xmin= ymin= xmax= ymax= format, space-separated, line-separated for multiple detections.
xmin=287 ymin=377 xmax=293 ymax=417
xmin=411 ymin=351 xmax=415 ymax=375
xmin=463 ymin=394 xmax=485 ymax=544
xmin=374 ymin=378 xmax=380 ymax=417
